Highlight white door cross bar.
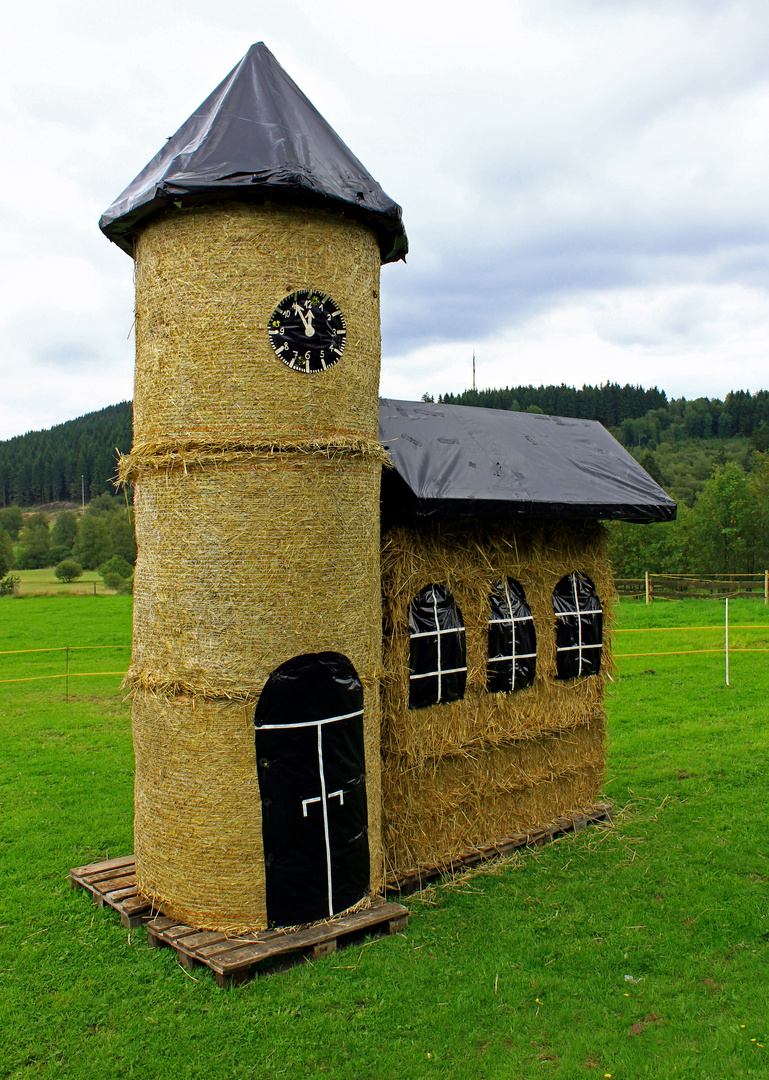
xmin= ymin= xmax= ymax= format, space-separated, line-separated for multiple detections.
xmin=302 ymin=789 xmax=345 ymax=817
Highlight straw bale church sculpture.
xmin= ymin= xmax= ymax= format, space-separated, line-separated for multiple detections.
xmin=100 ymin=44 xmax=675 ymax=934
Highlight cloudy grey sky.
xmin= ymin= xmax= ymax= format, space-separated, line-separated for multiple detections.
xmin=2 ymin=0 xmax=768 ymax=439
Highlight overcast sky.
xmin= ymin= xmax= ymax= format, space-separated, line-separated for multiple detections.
xmin=2 ymin=0 xmax=768 ymax=440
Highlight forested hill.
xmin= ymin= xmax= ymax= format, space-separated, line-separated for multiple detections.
xmin=0 ymin=402 xmax=132 ymax=507
xmin=437 ymin=384 xmax=769 ymax=508
xmin=438 ymin=382 xmax=669 ymax=426
xmin=438 ymin=384 xmax=769 ymax=443
xmin=3 ymin=384 xmax=769 ymax=509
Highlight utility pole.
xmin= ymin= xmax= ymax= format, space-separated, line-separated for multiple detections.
xmin=472 ymin=351 xmax=476 ymax=392
xmin=81 ymin=475 xmax=85 ymax=515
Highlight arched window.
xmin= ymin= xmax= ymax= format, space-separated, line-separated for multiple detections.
xmin=487 ymin=577 xmax=537 ymax=693
xmin=408 ymin=584 xmax=467 ymax=709
xmin=552 ymin=572 xmax=603 ymax=679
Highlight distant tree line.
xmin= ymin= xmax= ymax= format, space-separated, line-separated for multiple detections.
xmin=436 ymin=384 xmax=769 ymax=450
xmin=437 ymin=382 xmax=669 ymax=426
xmin=608 ymin=456 xmax=769 ymax=577
xmin=432 ymin=383 xmax=769 ymax=577
xmin=0 ymin=495 xmax=136 ymax=582
xmin=0 ymin=401 xmax=132 ymax=507
xmin=2 ymin=388 xmax=768 ymax=581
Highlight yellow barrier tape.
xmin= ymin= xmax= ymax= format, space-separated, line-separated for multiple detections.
xmin=616 ymin=625 xmax=767 ymax=633
xmin=616 ymin=648 xmax=769 ymax=659
xmin=0 ymin=645 xmax=130 ymax=656
xmin=0 ymin=671 xmax=127 ymax=686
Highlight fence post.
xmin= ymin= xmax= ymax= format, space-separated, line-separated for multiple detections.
xmin=725 ymin=598 xmax=729 ymax=687
xmin=645 ymin=571 xmax=651 ymax=605
xmin=765 ymin=570 xmax=768 ymax=606
xmin=65 ymin=646 xmax=69 ymax=703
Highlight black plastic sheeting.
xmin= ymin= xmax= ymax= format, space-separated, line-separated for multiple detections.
xmin=553 ymin=572 xmax=603 ymax=680
xmin=100 ymin=43 xmax=407 ymax=265
xmin=487 ymin=578 xmax=537 ymax=693
xmin=408 ymin=584 xmax=467 ymax=709
xmin=379 ymin=400 xmax=677 ymax=524
xmin=254 ymin=652 xmax=369 ymax=928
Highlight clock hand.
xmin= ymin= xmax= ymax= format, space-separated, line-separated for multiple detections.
xmin=293 ymin=301 xmax=316 ymax=337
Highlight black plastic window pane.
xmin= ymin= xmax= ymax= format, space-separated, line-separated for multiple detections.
xmin=487 ymin=577 xmax=537 ymax=693
xmin=553 ymin=572 xmax=603 ymax=680
xmin=408 ymin=584 xmax=467 ymax=709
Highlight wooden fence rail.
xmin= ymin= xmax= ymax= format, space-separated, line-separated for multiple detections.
xmin=615 ymin=572 xmax=769 ymax=603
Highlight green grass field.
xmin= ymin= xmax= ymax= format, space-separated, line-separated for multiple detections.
xmin=0 ymin=596 xmax=767 ymax=1079
xmin=7 ymin=569 xmax=115 ymax=597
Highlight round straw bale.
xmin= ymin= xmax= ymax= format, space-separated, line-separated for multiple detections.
xmin=132 ymin=690 xmax=267 ymax=933
xmin=129 ymin=454 xmax=382 ymax=697
xmin=133 ymin=202 xmax=381 ymax=444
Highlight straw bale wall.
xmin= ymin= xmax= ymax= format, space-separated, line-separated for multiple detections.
xmin=381 ymin=518 xmax=613 ymax=878
xmin=383 ymin=722 xmax=605 ymax=875
xmin=127 ymin=203 xmax=385 ymax=931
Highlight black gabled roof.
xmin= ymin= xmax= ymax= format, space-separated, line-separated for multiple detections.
xmin=100 ymin=42 xmax=407 ymax=264
xmin=379 ymin=399 xmax=677 ymax=524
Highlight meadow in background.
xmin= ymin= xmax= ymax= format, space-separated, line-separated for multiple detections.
xmin=0 ymin=594 xmax=767 ymax=1079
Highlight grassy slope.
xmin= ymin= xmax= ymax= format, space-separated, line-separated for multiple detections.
xmin=0 ymin=597 xmax=767 ymax=1079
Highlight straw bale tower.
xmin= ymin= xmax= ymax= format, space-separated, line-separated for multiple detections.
xmin=101 ymin=44 xmax=406 ymax=932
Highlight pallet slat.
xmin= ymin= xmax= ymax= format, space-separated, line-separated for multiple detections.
xmin=70 ymin=855 xmax=157 ymax=928
xmin=146 ymin=899 xmax=409 ymax=986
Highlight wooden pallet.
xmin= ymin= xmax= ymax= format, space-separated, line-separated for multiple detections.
xmin=69 ymin=854 xmax=156 ymax=928
xmin=388 ymin=802 xmax=614 ymax=895
xmin=70 ymin=855 xmax=409 ymax=984
xmin=146 ymin=900 xmax=409 ymax=986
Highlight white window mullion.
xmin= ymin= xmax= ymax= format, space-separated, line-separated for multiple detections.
xmin=571 ymin=573 xmax=583 ymax=677
xmin=432 ymin=587 xmax=443 ymax=702
xmin=502 ymin=578 xmax=517 ymax=691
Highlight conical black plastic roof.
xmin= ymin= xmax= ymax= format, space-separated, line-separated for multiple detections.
xmin=100 ymin=43 xmax=407 ymax=263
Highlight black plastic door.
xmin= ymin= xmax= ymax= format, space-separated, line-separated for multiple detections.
xmin=254 ymin=652 xmax=370 ymax=928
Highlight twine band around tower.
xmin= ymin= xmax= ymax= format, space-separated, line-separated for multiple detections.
xmin=118 ymin=433 xmax=390 ymax=485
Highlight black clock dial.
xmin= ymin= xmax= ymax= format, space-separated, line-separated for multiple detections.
xmin=268 ymin=290 xmax=347 ymax=373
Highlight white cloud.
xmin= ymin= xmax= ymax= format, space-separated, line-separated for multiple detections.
xmin=1 ymin=0 xmax=768 ymax=439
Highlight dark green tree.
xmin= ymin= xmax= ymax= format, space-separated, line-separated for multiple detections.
xmin=691 ymin=462 xmax=754 ymax=573
xmin=0 ymin=528 xmax=13 ymax=579
xmin=108 ymin=511 xmax=137 ymax=565
xmin=16 ymin=513 xmax=51 ymax=569
xmin=0 ymin=505 xmax=24 ymax=541
xmin=72 ymin=515 xmax=111 ymax=570
xmin=54 ymin=559 xmax=83 ymax=583
xmin=51 ymin=510 xmax=78 ymax=552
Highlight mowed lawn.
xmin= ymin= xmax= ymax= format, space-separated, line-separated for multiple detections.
xmin=7 ymin=569 xmax=113 ymax=597
xmin=0 ymin=595 xmax=767 ymax=1079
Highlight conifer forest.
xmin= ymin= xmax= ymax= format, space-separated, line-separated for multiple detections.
xmin=1 ymin=385 xmax=768 ymax=578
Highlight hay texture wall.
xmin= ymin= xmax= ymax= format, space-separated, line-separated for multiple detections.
xmin=121 ymin=203 xmax=386 ymax=933
xmin=380 ymin=517 xmax=613 ymax=880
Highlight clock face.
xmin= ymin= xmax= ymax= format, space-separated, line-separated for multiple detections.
xmin=268 ymin=290 xmax=347 ymax=373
